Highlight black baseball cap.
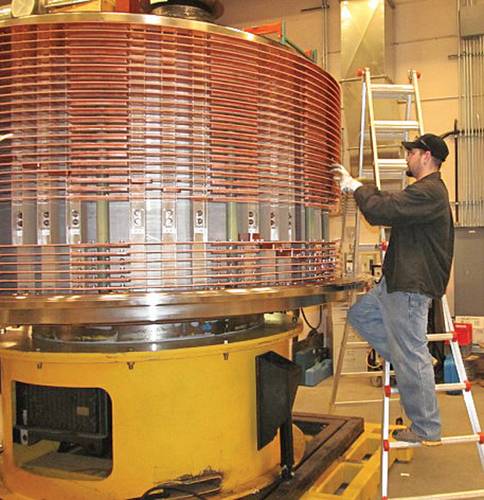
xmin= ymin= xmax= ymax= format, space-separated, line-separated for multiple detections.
xmin=402 ymin=133 xmax=449 ymax=162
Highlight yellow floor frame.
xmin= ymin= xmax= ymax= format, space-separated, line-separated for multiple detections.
xmin=303 ymin=423 xmax=413 ymax=500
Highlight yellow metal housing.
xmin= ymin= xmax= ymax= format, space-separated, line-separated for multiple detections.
xmin=0 ymin=322 xmax=302 ymax=499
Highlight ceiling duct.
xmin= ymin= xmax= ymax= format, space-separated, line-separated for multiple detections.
xmin=340 ymin=0 xmax=396 ymax=170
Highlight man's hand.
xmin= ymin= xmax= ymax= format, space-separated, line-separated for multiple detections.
xmin=331 ymin=163 xmax=362 ymax=193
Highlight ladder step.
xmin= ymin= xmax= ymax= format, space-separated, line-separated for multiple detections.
xmin=334 ymin=397 xmax=400 ymax=406
xmin=341 ymin=370 xmax=395 ymax=377
xmin=391 ymin=488 xmax=484 ymax=499
xmin=435 ymin=382 xmax=468 ymax=392
xmin=362 ymin=158 xmax=408 ymax=181
xmin=362 ymin=168 xmax=406 ymax=180
xmin=374 ymin=120 xmax=420 ymax=131
xmin=342 ymin=334 xmax=453 ymax=346
xmin=347 ymin=341 xmax=370 ymax=348
xmin=389 ymin=434 xmax=482 ymax=449
xmin=370 ymin=83 xmax=414 ymax=99
xmin=363 ymin=130 xmax=416 ymax=141
xmin=427 ymin=333 xmax=453 ymax=341
xmin=376 ymin=158 xmax=408 ymax=169
xmin=390 ymin=382 xmax=468 ymax=395
xmin=357 ymin=243 xmax=379 ymax=252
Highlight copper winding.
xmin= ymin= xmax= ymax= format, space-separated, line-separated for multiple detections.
xmin=0 ymin=18 xmax=342 ymax=294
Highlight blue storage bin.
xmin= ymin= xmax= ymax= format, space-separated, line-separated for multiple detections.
xmin=443 ymin=354 xmax=461 ymax=395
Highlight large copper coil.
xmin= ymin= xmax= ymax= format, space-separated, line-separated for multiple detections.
xmin=0 ymin=13 xmax=341 ymax=297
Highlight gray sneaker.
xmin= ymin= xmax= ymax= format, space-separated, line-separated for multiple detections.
xmin=392 ymin=428 xmax=442 ymax=447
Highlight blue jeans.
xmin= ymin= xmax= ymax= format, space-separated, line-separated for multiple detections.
xmin=347 ymin=277 xmax=441 ymax=440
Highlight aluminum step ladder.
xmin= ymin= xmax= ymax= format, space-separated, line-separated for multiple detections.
xmin=381 ymin=295 xmax=484 ymax=500
xmin=330 ymin=67 xmax=424 ymax=411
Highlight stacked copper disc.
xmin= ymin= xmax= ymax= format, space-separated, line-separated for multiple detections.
xmin=0 ymin=15 xmax=341 ymax=294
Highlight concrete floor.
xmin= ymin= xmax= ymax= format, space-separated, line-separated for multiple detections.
xmin=294 ymin=376 xmax=484 ymax=499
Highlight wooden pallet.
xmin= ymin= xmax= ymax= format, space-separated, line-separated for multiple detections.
xmin=302 ymin=423 xmax=413 ymax=500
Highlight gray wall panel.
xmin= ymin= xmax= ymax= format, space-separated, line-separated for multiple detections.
xmin=455 ymin=227 xmax=484 ymax=316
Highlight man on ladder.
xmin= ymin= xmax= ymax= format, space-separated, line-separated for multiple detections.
xmin=332 ymin=132 xmax=454 ymax=446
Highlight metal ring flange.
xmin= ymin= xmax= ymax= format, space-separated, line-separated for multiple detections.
xmin=0 ymin=280 xmax=364 ymax=326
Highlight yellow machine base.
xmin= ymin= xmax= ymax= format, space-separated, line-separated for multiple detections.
xmin=0 ymin=325 xmax=301 ymax=500
xmin=302 ymin=423 xmax=413 ymax=500
xmin=0 ymin=417 xmax=383 ymax=499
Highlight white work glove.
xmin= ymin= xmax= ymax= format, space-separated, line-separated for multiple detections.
xmin=331 ymin=163 xmax=362 ymax=193
xmin=0 ymin=133 xmax=12 ymax=142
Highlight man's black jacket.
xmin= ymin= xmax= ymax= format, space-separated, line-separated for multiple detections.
xmin=354 ymin=172 xmax=454 ymax=298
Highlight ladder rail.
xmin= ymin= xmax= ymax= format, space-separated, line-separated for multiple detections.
xmin=364 ymin=69 xmax=382 ymax=190
xmin=410 ymin=69 xmax=425 ymax=135
xmin=328 ymin=294 xmax=357 ymax=412
xmin=402 ymin=90 xmax=413 ymax=188
xmin=353 ymin=74 xmax=368 ymax=277
xmin=358 ymin=77 xmax=367 ymax=178
xmin=442 ymin=297 xmax=484 ymax=465
xmin=381 ymin=360 xmax=391 ymax=499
